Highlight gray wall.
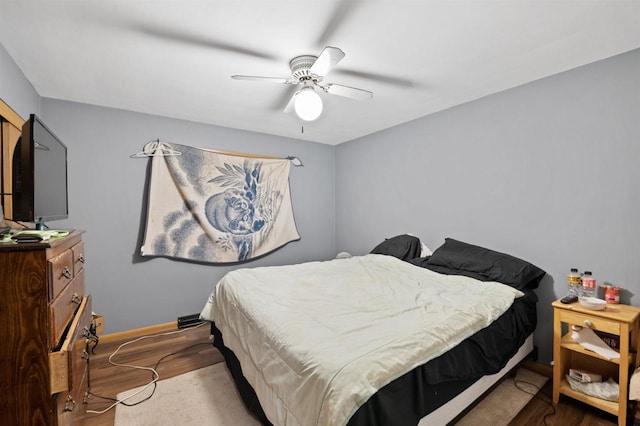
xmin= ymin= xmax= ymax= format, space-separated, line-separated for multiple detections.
xmin=1 ymin=41 xmax=336 ymax=333
xmin=0 ymin=43 xmax=39 ymax=119
xmin=336 ymin=48 xmax=640 ymax=364
xmin=39 ymin=100 xmax=336 ymax=333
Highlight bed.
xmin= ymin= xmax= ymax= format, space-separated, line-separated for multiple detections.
xmin=200 ymin=236 xmax=545 ymax=426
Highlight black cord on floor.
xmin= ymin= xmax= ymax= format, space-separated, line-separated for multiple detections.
xmin=512 ymin=378 xmax=556 ymax=426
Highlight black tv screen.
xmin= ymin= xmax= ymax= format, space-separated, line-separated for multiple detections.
xmin=13 ymin=114 xmax=68 ymax=228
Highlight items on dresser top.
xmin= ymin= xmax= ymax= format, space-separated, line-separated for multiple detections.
xmin=0 ymin=229 xmax=71 ymax=243
xmin=14 ymin=229 xmax=70 ymax=239
xmin=11 ymin=232 xmax=43 ymax=243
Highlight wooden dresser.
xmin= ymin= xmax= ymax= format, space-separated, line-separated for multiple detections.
xmin=0 ymin=230 xmax=94 ymax=426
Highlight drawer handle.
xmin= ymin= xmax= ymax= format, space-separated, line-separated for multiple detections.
xmin=71 ymin=293 xmax=82 ymax=305
xmin=584 ymin=320 xmax=592 ymax=327
xmin=82 ymin=348 xmax=89 ymax=360
xmin=78 ymin=254 xmax=85 ymax=264
xmin=62 ymin=267 xmax=72 ymax=279
xmin=64 ymin=395 xmax=76 ymax=412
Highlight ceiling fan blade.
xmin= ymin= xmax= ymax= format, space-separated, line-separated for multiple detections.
xmin=315 ymin=0 xmax=363 ymax=47
xmin=133 ymin=24 xmax=277 ymax=60
xmin=325 ymin=83 xmax=373 ymax=101
xmin=272 ymin=85 xmax=299 ymax=111
xmin=231 ymin=75 xmax=291 ymax=84
xmin=334 ymin=69 xmax=414 ymax=88
xmin=283 ymin=91 xmax=297 ymax=113
xmin=309 ymin=46 xmax=345 ymax=76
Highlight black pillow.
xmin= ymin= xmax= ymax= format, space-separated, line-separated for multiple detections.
xmin=426 ymin=238 xmax=546 ymax=289
xmin=370 ymin=234 xmax=422 ymax=261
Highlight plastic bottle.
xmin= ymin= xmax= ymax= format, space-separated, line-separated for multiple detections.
xmin=567 ymin=268 xmax=581 ymax=296
xmin=581 ymin=271 xmax=597 ymax=298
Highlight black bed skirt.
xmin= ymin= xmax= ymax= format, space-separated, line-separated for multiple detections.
xmin=211 ymin=323 xmax=273 ymax=425
xmin=210 ymin=289 xmax=537 ymax=426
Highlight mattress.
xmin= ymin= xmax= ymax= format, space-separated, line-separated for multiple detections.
xmin=211 ymin=325 xmax=535 ymax=426
xmin=347 ymin=288 xmax=537 ymax=425
xmin=201 ymin=251 xmax=539 ymax=426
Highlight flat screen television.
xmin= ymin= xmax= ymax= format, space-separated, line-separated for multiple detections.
xmin=12 ymin=114 xmax=68 ymax=229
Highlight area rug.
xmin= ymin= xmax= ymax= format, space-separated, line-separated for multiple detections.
xmin=114 ymin=364 xmax=546 ymax=425
xmin=456 ymin=367 xmax=548 ymax=425
xmin=114 ymin=363 xmax=260 ymax=425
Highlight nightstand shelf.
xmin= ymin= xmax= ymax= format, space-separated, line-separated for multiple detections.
xmin=559 ymin=334 xmax=635 ymax=365
xmin=558 ymin=377 xmax=619 ymax=414
xmin=553 ymin=300 xmax=640 ymax=426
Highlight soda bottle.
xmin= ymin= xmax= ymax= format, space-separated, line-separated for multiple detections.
xmin=581 ymin=271 xmax=597 ymax=298
xmin=567 ymin=268 xmax=581 ymax=296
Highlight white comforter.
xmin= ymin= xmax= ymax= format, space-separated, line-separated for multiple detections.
xmin=200 ymin=254 xmax=523 ymax=426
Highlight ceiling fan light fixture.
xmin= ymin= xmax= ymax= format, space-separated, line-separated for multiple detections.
xmin=294 ymin=86 xmax=323 ymax=121
xmin=233 ymin=46 xmax=371 ymax=121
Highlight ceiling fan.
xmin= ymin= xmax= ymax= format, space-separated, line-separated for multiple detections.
xmin=232 ymin=46 xmax=373 ymax=121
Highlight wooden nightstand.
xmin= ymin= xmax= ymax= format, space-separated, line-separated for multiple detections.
xmin=553 ymin=299 xmax=640 ymax=426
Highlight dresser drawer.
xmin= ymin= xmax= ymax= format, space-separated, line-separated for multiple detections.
xmin=49 ymin=249 xmax=74 ymax=301
xmin=50 ymin=295 xmax=92 ymax=426
xmin=71 ymin=241 xmax=85 ymax=277
xmin=50 ymin=295 xmax=91 ymax=393
xmin=49 ymin=270 xmax=85 ymax=348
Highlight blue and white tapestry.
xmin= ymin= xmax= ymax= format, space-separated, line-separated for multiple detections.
xmin=141 ymin=143 xmax=300 ymax=263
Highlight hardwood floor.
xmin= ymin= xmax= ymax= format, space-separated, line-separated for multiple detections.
xmin=509 ymin=378 xmax=618 ymax=426
xmin=83 ymin=322 xmax=222 ymax=426
xmin=82 ymin=324 xmax=622 ymax=425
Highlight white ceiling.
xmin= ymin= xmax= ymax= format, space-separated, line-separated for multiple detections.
xmin=1 ymin=1 xmax=639 ymax=145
